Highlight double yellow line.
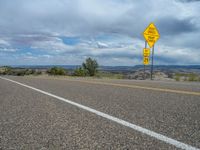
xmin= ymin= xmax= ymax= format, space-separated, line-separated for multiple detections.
xmin=29 ymin=76 xmax=200 ymax=96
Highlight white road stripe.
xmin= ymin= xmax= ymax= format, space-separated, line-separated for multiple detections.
xmin=0 ymin=76 xmax=199 ymax=150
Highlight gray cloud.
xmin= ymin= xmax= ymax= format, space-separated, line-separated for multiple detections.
xmin=1 ymin=0 xmax=198 ymax=37
xmin=177 ymin=0 xmax=200 ymax=3
xmin=0 ymin=0 xmax=199 ymax=65
xmin=156 ymin=17 xmax=197 ymax=36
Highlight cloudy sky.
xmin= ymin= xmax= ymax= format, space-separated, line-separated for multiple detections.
xmin=0 ymin=0 xmax=200 ymax=66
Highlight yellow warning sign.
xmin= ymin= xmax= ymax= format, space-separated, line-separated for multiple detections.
xmin=143 ymin=23 xmax=160 ymax=48
xmin=143 ymin=48 xmax=150 ymax=57
xmin=143 ymin=57 xmax=149 ymax=65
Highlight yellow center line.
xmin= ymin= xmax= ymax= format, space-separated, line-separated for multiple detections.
xmin=28 ymin=76 xmax=200 ymax=96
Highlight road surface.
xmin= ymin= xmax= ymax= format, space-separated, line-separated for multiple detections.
xmin=0 ymin=76 xmax=200 ymax=149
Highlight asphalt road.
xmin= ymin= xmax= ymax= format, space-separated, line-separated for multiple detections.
xmin=0 ymin=76 xmax=200 ymax=150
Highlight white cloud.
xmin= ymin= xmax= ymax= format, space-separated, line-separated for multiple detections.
xmin=0 ymin=39 xmax=10 ymax=46
xmin=31 ymin=37 xmax=74 ymax=53
xmin=0 ymin=0 xmax=199 ymax=65
xmin=0 ymin=48 xmax=17 ymax=52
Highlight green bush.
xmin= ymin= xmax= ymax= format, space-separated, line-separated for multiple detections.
xmin=82 ymin=57 xmax=99 ymax=76
xmin=174 ymin=73 xmax=181 ymax=81
xmin=167 ymin=73 xmax=173 ymax=79
xmin=0 ymin=66 xmax=12 ymax=75
xmin=34 ymin=70 xmax=42 ymax=75
xmin=7 ymin=69 xmax=27 ymax=76
xmin=24 ymin=69 xmax=34 ymax=75
xmin=188 ymin=73 xmax=198 ymax=81
xmin=96 ymin=72 xmax=123 ymax=79
xmin=0 ymin=67 xmax=42 ymax=76
xmin=174 ymin=73 xmax=199 ymax=82
xmin=47 ymin=67 xmax=67 ymax=75
xmin=73 ymin=67 xmax=87 ymax=76
xmin=16 ymin=70 xmax=26 ymax=76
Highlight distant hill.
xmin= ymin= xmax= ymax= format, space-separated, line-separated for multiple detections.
xmin=3 ymin=65 xmax=199 ymax=74
xmin=100 ymin=65 xmax=200 ymax=73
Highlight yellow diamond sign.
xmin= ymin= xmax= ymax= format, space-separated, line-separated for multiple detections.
xmin=143 ymin=23 xmax=160 ymax=48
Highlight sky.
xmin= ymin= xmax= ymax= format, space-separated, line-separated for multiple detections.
xmin=0 ymin=0 xmax=200 ymax=66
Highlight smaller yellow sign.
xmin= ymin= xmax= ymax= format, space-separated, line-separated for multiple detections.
xmin=143 ymin=57 xmax=149 ymax=65
xmin=143 ymin=48 xmax=150 ymax=57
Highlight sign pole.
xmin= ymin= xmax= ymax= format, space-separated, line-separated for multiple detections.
xmin=150 ymin=45 xmax=155 ymax=80
xmin=144 ymin=62 xmax=146 ymax=80
xmin=142 ymin=23 xmax=160 ymax=80
xmin=144 ymin=41 xmax=147 ymax=80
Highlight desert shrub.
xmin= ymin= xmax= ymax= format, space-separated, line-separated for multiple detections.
xmin=0 ymin=67 xmax=42 ymax=76
xmin=13 ymin=69 xmax=38 ymax=76
xmin=73 ymin=67 xmax=87 ymax=76
xmin=82 ymin=57 xmax=99 ymax=76
xmin=188 ymin=73 xmax=198 ymax=81
xmin=174 ymin=73 xmax=199 ymax=82
xmin=0 ymin=66 xmax=12 ymax=75
xmin=96 ymin=72 xmax=123 ymax=79
xmin=47 ymin=67 xmax=67 ymax=75
xmin=167 ymin=73 xmax=173 ymax=79
xmin=0 ymin=67 xmax=26 ymax=76
xmin=14 ymin=70 xmax=27 ymax=76
xmin=174 ymin=73 xmax=181 ymax=81
xmin=24 ymin=69 xmax=35 ymax=75
xmin=34 ymin=70 xmax=42 ymax=75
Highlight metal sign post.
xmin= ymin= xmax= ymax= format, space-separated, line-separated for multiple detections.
xmin=151 ymin=45 xmax=154 ymax=80
xmin=142 ymin=23 xmax=160 ymax=80
xmin=144 ymin=41 xmax=147 ymax=80
xmin=143 ymin=44 xmax=150 ymax=79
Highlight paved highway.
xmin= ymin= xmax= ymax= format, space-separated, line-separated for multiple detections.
xmin=0 ymin=76 xmax=199 ymax=149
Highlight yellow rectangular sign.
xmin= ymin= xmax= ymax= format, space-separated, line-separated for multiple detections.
xmin=143 ymin=57 xmax=149 ymax=65
xmin=143 ymin=48 xmax=150 ymax=57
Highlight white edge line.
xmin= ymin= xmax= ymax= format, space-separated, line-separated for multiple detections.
xmin=0 ymin=76 xmax=199 ymax=150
